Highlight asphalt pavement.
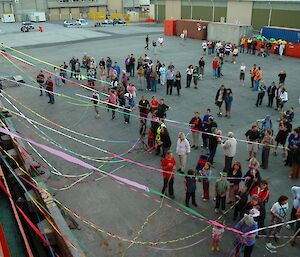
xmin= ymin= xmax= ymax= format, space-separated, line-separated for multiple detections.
xmin=0 ymin=21 xmax=299 ymax=257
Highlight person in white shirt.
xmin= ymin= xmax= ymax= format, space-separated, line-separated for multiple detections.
xmin=279 ymin=87 xmax=288 ymax=110
xmin=268 ymin=195 xmax=289 ymax=243
xmin=279 ymin=43 xmax=285 ymax=59
xmin=159 ymin=64 xmax=166 ymax=86
xmin=287 ymin=186 xmax=300 ymax=230
xmin=176 ymin=132 xmax=191 ymax=174
xmin=202 ymin=41 xmax=208 ymax=55
xmin=240 ymin=63 xmax=246 ymax=86
xmin=158 ymin=35 xmax=164 ymax=47
xmin=221 ymin=132 xmax=237 ymax=171
xmin=186 ymin=65 xmax=193 ymax=88
xmin=215 ymin=41 xmax=222 ymax=54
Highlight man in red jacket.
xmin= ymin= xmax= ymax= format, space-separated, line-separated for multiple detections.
xmin=45 ymin=76 xmax=54 ymax=104
xmin=161 ymin=150 xmax=176 ymax=199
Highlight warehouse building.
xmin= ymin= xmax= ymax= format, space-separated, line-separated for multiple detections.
xmin=0 ymin=0 xmax=150 ymax=22
xmin=150 ymin=0 xmax=300 ymax=30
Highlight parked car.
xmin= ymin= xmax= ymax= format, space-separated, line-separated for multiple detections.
xmin=113 ymin=18 xmax=126 ymax=25
xmin=21 ymin=22 xmax=35 ymax=32
xmin=75 ymin=19 xmax=88 ymax=26
xmin=100 ymin=19 xmax=113 ymax=25
xmin=63 ymin=19 xmax=76 ymax=27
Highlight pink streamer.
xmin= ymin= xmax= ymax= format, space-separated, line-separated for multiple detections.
xmin=209 ymin=220 xmax=243 ymax=234
xmin=0 ymin=128 xmax=149 ymax=192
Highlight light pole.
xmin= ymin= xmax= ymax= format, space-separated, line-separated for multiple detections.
xmin=155 ymin=0 xmax=159 ymax=21
xmin=211 ymin=0 xmax=215 ymax=22
xmin=268 ymin=1 xmax=272 ymax=26
xmin=189 ymin=0 xmax=193 ymax=19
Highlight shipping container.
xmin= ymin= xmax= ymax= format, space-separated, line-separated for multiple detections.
xmin=175 ymin=19 xmax=209 ymax=40
xmin=207 ymin=22 xmax=253 ymax=45
xmin=28 ymin=12 xmax=46 ymax=22
xmin=261 ymin=26 xmax=300 ymax=43
xmin=285 ymin=43 xmax=300 ymax=58
xmin=1 ymin=13 xmax=15 ymax=23
xmin=164 ymin=20 xmax=176 ymax=36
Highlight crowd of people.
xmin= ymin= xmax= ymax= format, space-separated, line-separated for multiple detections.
xmin=32 ymin=35 xmax=300 ymax=257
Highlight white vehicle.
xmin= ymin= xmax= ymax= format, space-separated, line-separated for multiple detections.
xmin=100 ymin=19 xmax=113 ymax=25
xmin=63 ymin=19 xmax=76 ymax=27
xmin=76 ymin=19 xmax=88 ymax=26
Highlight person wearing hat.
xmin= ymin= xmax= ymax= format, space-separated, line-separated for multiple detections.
xmin=234 ymin=214 xmax=258 ymax=257
xmin=215 ymin=171 xmax=229 ymax=214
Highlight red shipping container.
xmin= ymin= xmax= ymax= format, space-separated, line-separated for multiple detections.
xmin=285 ymin=43 xmax=300 ymax=58
xmin=164 ymin=20 xmax=176 ymax=36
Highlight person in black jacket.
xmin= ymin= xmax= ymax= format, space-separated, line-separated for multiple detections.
xmin=145 ymin=35 xmax=149 ymax=50
xmin=278 ymin=70 xmax=287 ymax=84
xmin=245 ymin=195 xmax=266 ymax=231
xmin=189 ymin=112 xmax=202 ymax=149
xmin=267 ymin=82 xmax=277 ymax=107
xmin=184 ymin=169 xmax=198 ymax=207
xmin=244 ymin=168 xmax=261 ymax=193
xmin=227 ymin=161 xmax=243 ymax=204
xmin=208 ymin=127 xmax=220 ymax=164
xmin=215 ymin=85 xmax=226 ymax=117
xmin=233 ymin=185 xmax=248 ymax=220
xmin=160 ymin=127 xmax=172 ymax=158
xmin=198 ymin=57 xmax=205 ymax=78
xmin=266 ymin=42 xmax=272 ymax=57
xmin=290 ymin=142 xmax=300 ymax=179
xmin=252 ymin=41 xmax=257 ymax=55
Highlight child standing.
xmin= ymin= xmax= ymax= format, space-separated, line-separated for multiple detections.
xmin=184 ymin=169 xmax=198 ymax=207
xmin=215 ymin=171 xmax=229 ymax=214
xmin=200 ymin=162 xmax=212 ymax=201
xmin=211 ymin=222 xmax=225 ymax=251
